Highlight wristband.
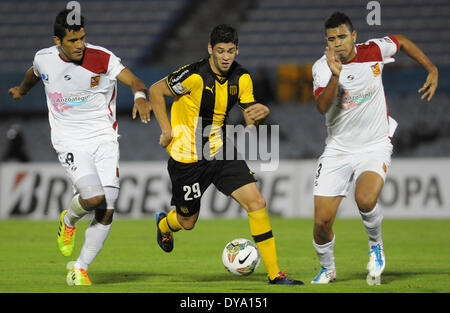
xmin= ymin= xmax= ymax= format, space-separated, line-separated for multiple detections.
xmin=134 ymin=91 xmax=146 ymax=101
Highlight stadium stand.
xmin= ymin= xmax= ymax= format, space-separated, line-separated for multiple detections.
xmin=147 ymin=0 xmax=255 ymax=67
xmin=237 ymin=0 xmax=450 ymax=68
xmin=0 ymin=0 xmax=191 ymax=72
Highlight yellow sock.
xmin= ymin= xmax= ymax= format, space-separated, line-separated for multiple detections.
xmin=158 ymin=209 xmax=183 ymax=234
xmin=248 ymin=207 xmax=280 ymax=280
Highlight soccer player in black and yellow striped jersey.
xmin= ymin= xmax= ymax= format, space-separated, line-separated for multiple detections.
xmin=149 ymin=24 xmax=304 ymax=285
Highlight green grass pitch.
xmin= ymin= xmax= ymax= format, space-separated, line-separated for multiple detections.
xmin=0 ymin=217 xmax=448 ymax=294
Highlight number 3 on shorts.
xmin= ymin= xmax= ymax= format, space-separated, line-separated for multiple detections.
xmin=183 ymin=182 xmax=201 ymax=201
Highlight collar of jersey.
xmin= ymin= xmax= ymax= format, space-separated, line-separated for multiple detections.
xmin=207 ymin=60 xmax=236 ymax=84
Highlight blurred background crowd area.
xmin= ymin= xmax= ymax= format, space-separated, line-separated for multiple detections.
xmin=1 ymin=0 xmax=449 ymax=162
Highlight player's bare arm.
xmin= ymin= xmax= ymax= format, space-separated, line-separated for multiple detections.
xmin=392 ymin=34 xmax=438 ymax=101
xmin=243 ymin=103 xmax=270 ymax=126
xmin=8 ymin=67 xmax=41 ymax=100
xmin=117 ymin=68 xmax=151 ymax=123
xmin=148 ymin=78 xmax=174 ymax=147
xmin=316 ymin=47 xmax=341 ymax=114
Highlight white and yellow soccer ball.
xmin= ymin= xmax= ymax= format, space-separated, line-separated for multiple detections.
xmin=222 ymin=238 xmax=261 ymax=276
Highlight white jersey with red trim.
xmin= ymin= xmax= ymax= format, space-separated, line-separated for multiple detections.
xmin=32 ymin=43 xmax=125 ymax=151
xmin=312 ymin=36 xmax=399 ymax=152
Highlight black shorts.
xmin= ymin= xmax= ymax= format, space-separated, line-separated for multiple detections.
xmin=167 ymin=157 xmax=257 ymax=217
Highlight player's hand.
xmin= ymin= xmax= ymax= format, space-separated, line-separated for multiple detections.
xmin=418 ymin=68 xmax=438 ymax=101
xmin=159 ymin=130 xmax=173 ymax=148
xmin=325 ymin=47 xmax=342 ymax=77
xmin=245 ymin=103 xmax=270 ymax=121
xmin=8 ymin=86 xmax=24 ymax=100
xmin=132 ymin=98 xmax=152 ymax=123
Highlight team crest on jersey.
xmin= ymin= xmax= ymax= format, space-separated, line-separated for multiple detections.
xmin=90 ymin=75 xmax=100 ymax=88
xmin=371 ymin=63 xmax=381 ymax=77
xmin=229 ymin=85 xmax=237 ymax=95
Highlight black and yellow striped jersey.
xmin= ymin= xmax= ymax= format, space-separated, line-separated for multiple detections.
xmin=165 ymin=58 xmax=257 ymax=163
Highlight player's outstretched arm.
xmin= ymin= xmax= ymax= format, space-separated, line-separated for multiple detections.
xmin=393 ymin=34 xmax=438 ymax=101
xmin=8 ymin=67 xmax=41 ymax=100
xmin=117 ymin=68 xmax=151 ymax=123
xmin=149 ymin=78 xmax=174 ymax=148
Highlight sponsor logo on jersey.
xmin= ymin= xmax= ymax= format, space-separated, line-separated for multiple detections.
xmin=49 ymin=92 xmax=91 ymax=112
xmin=337 ymin=88 xmax=376 ymax=110
xmin=172 ymin=69 xmax=189 ymax=83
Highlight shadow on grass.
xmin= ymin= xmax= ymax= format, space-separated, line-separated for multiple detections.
xmin=90 ymin=267 xmax=271 ymax=285
xmin=336 ymin=268 xmax=450 ymax=285
xmin=182 ymin=272 xmax=268 ymax=283
xmin=92 ymin=271 xmax=169 ymax=284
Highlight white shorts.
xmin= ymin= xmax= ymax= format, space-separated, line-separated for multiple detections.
xmin=57 ymin=140 xmax=120 ymax=195
xmin=313 ymin=143 xmax=393 ymax=197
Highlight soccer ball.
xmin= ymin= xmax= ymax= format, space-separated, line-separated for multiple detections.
xmin=222 ymin=238 xmax=261 ymax=276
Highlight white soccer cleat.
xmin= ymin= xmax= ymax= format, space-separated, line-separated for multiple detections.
xmin=366 ymin=244 xmax=385 ymax=285
xmin=311 ymin=267 xmax=336 ymax=284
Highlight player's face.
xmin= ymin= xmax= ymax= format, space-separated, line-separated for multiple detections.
xmin=55 ymin=28 xmax=86 ymax=62
xmin=325 ymin=24 xmax=356 ymax=62
xmin=208 ymin=42 xmax=238 ymax=75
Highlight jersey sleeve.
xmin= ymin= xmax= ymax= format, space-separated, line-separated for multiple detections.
xmin=238 ymin=73 xmax=256 ymax=109
xmin=312 ymin=58 xmax=332 ymax=100
xmin=106 ymin=52 xmax=126 ymax=80
xmin=369 ymin=36 xmax=400 ymax=64
xmin=32 ymin=53 xmax=41 ymax=77
xmin=166 ymin=64 xmax=198 ymax=96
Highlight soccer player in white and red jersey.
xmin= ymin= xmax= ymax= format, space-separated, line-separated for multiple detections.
xmin=310 ymin=12 xmax=438 ymax=284
xmin=8 ymin=9 xmax=151 ymax=286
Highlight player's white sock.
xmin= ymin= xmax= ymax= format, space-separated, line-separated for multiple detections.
xmin=360 ymin=203 xmax=383 ymax=247
xmin=313 ymin=234 xmax=336 ymax=271
xmin=64 ymin=195 xmax=88 ymax=227
xmin=74 ymin=219 xmax=112 ymax=270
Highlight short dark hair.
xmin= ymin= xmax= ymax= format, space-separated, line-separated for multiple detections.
xmin=325 ymin=11 xmax=353 ymax=32
xmin=54 ymin=8 xmax=85 ymax=40
xmin=210 ymin=24 xmax=238 ymax=47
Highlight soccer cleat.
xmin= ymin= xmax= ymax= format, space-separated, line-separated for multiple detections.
xmin=66 ymin=262 xmax=92 ymax=286
xmin=311 ymin=267 xmax=336 ymax=284
xmin=156 ymin=212 xmax=174 ymax=252
xmin=57 ymin=210 xmax=76 ymax=257
xmin=366 ymin=243 xmax=385 ymax=285
xmin=268 ymin=270 xmax=305 ymax=285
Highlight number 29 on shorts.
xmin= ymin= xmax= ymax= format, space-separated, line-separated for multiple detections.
xmin=183 ymin=182 xmax=201 ymax=201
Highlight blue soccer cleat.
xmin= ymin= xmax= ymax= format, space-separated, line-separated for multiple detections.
xmin=155 ymin=212 xmax=174 ymax=253
xmin=311 ymin=267 xmax=336 ymax=284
